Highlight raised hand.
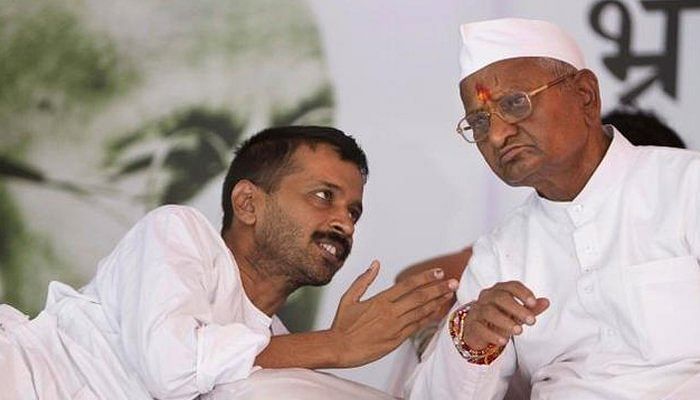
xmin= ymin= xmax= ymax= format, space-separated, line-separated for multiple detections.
xmin=462 ymin=281 xmax=549 ymax=350
xmin=330 ymin=260 xmax=458 ymax=367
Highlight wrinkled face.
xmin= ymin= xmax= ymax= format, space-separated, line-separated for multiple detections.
xmin=253 ymin=144 xmax=364 ymax=286
xmin=460 ymin=58 xmax=590 ymax=188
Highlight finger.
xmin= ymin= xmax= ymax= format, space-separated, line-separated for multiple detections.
xmin=495 ymin=281 xmax=538 ymax=308
xmin=427 ymin=295 xmax=456 ymax=323
xmin=408 ymin=295 xmax=455 ymax=326
xmin=419 ymin=295 xmax=456 ymax=327
xmin=393 ymin=279 xmax=458 ymax=315
xmin=529 ymin=297 xmax=550 ymax=316
xmin=397 ymin=292 xmax=455 ymax=329
xmin=477 ymin=303 xmax=522 ymax=335
xmin=340 ymin=260 xmax=380 ymax=304
xmin=381 ymin=268 xmax=446 ymax=301
xmin=482 ymin=288 xmax=536 ymax=326
xmin=468 ymin=320 xmax=509 ymax=347
xmin=476 ymin=322 xmax=510 ymax=350
xmin=490 ymin=323 xmax=518 ymax=339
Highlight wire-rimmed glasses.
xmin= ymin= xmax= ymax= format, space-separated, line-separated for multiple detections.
xmin=456 ymin=73 xmax=575 ymax=143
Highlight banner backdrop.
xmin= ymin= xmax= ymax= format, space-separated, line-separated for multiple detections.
xmin=0 ymin=0 xmax=334 ymax=331
xmin=1 ymin=0 xmax=698 ymax=393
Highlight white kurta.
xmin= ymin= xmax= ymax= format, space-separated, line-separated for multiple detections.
xmin=0 ymin=205 xmax=274 ymax=399
xmin=204 ymin=368 xmax=397 ymax=400
xmin=408 ymin=128 xmax=700 ymax=400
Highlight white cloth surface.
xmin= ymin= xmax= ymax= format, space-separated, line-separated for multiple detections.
xmin=387 ymin=341 xmax=420 ymax=397
xmin=408 ymin=127 xmax=700 ymax=399
xmin=0 ymin=206 xmax=275 ymax=399
xmin=204 ymin=368 xmax=396 ymax=400
xmin=388 ymin=326 xmax=529 ymax=400
xmin=459 ymin=18 xmax=585 ymax=80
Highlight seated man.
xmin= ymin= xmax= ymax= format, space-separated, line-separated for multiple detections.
xmin=408 ymin=18 xmax=700 ymax=399
xmin=395 ymin=107 xmax=687 ymax=334
xmin=0 ymin=126 xmax=458 ymax=399
xmin=392 ymin=109 xmax=687 ymax=399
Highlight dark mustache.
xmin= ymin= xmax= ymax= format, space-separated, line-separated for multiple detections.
xmin=312 ymin=231 xmax=352 ymax=260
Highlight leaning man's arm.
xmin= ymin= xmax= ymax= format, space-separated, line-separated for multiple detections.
xmin=255 ymin=330 xmax=344 ymax=369
xmin=108 ymin=207 xmax=270 ymax=398
xmin=257 ymin=262 xmax=457 ymax=369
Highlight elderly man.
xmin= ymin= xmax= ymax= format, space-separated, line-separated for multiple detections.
xmin=408 ymin=19 xmax=700 ymax=399
xmin=0 ymin=126 xmax=457 ymax=399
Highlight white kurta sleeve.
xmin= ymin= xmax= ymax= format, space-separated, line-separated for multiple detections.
xmin=95 ymin=206 xmax=270 ymax=399
xmin=684 ymin=159 xmax=700 ymax=255
xmin=407 ymin=237 xmax=516 ymax=400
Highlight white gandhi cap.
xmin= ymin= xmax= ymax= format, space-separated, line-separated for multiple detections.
xmin=459 ymin=18 xmax=585 ymax=81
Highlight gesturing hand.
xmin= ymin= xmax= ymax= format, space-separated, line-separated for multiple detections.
xmin=462 ymin=281 xmax=549 ymax=351
xmin=330 ymin=260 xmax=458 ymax=368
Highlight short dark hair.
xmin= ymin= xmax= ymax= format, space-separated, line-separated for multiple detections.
xmin=603 ymin=108 xmax=686 ymax=149
xmin=221 ymin=126 xmax=368 ymax=233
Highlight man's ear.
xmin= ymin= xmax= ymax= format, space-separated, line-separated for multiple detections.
xmin=231 ymin=180 xmax=261 ymax=226
xmin=573 ymin=69 xmax=602 ymax=126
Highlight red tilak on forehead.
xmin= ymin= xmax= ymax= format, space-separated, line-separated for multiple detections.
xmin=475 ymin=83 xmax=491 ymax=103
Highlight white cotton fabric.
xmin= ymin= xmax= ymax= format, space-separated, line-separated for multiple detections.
xmin=0 ymin=205 xmax=275 ymax=399
xmin=408 ymin=127 xmax=700 ymax=399
xmin=204 ymin=368 xmax=396 ymax=400
xmin=459 ymin=18 xmax=585 ymax=80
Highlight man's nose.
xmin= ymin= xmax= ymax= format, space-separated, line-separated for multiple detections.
xmin=486 ymin=112 xmax=519 ymax=147
xmin=329 ymin=208 xmax=355 ymax=238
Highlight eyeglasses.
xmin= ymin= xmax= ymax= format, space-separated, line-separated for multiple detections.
xmin=456 ymin=73 xmax=575 ymax=143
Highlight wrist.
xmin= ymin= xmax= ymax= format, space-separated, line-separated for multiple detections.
xmin=448 ymin=302 xmax=504 ymax=365
xmin=323 ymin=328 xmax=348 ymax=367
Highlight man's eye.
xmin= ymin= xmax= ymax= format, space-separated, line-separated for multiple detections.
xmin=349 ymin=209 xmax=361 ymax=223
xmin=501 ymin=93 xmax=528 ymax=110
xmin=314 ymin=190 xmax=332 ymax=201
xmin=466 ymin=112 xmax=490 ymax=129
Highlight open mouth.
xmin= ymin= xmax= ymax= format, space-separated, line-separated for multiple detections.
xmin=319 ymin=242 xmax=339 ymax=257
xmin=313 ymin=234 xmax=350 ymax=265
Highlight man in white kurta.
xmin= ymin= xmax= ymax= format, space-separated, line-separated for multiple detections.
xmin=1 ymin=126 xmax=457 ymax=399
xmin=410 ymin=127 xmax=700 ymax=399
xmin=408 ymin=19 xmax=700 ymax=400
xmin=0 ymin=205 xmax=276 ymax=399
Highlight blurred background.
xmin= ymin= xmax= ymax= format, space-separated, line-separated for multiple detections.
xmin=1 ymin=0 xmax=698 ymax=392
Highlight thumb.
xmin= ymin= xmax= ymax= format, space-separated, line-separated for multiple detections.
xmin=531 ymin=297 xmax=550 ymax=316
xmin=341 ymin=260 xmax=380 ymax=304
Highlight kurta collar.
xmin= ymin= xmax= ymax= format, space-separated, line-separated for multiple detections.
xmin=536 ymin=126 xmax=638 ymax=226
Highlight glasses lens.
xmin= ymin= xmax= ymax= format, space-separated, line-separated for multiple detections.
xmin=465 ymin=111 xmax=490 ymax=141
xmin=498 ymin=92 xmax=532 ymax=123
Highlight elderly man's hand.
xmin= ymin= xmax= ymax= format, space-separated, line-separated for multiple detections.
xmin=329 ymin=260 xmax=458 ymax=368
xmin=462 ymin=281 xmax=549 ymax=350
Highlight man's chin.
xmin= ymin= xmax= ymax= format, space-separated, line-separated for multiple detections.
xmin=303 ymin=273 xmax=333 ymax=287
xmin=493 ymin=151 xmax=543 ymax=184
xmin=318 ymin=259 xmax=344 ymax=284
xmin=299 ymin=260 xmax=342 ymax=286
xmin=498 ymin=163 xmax=539 ymax=187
